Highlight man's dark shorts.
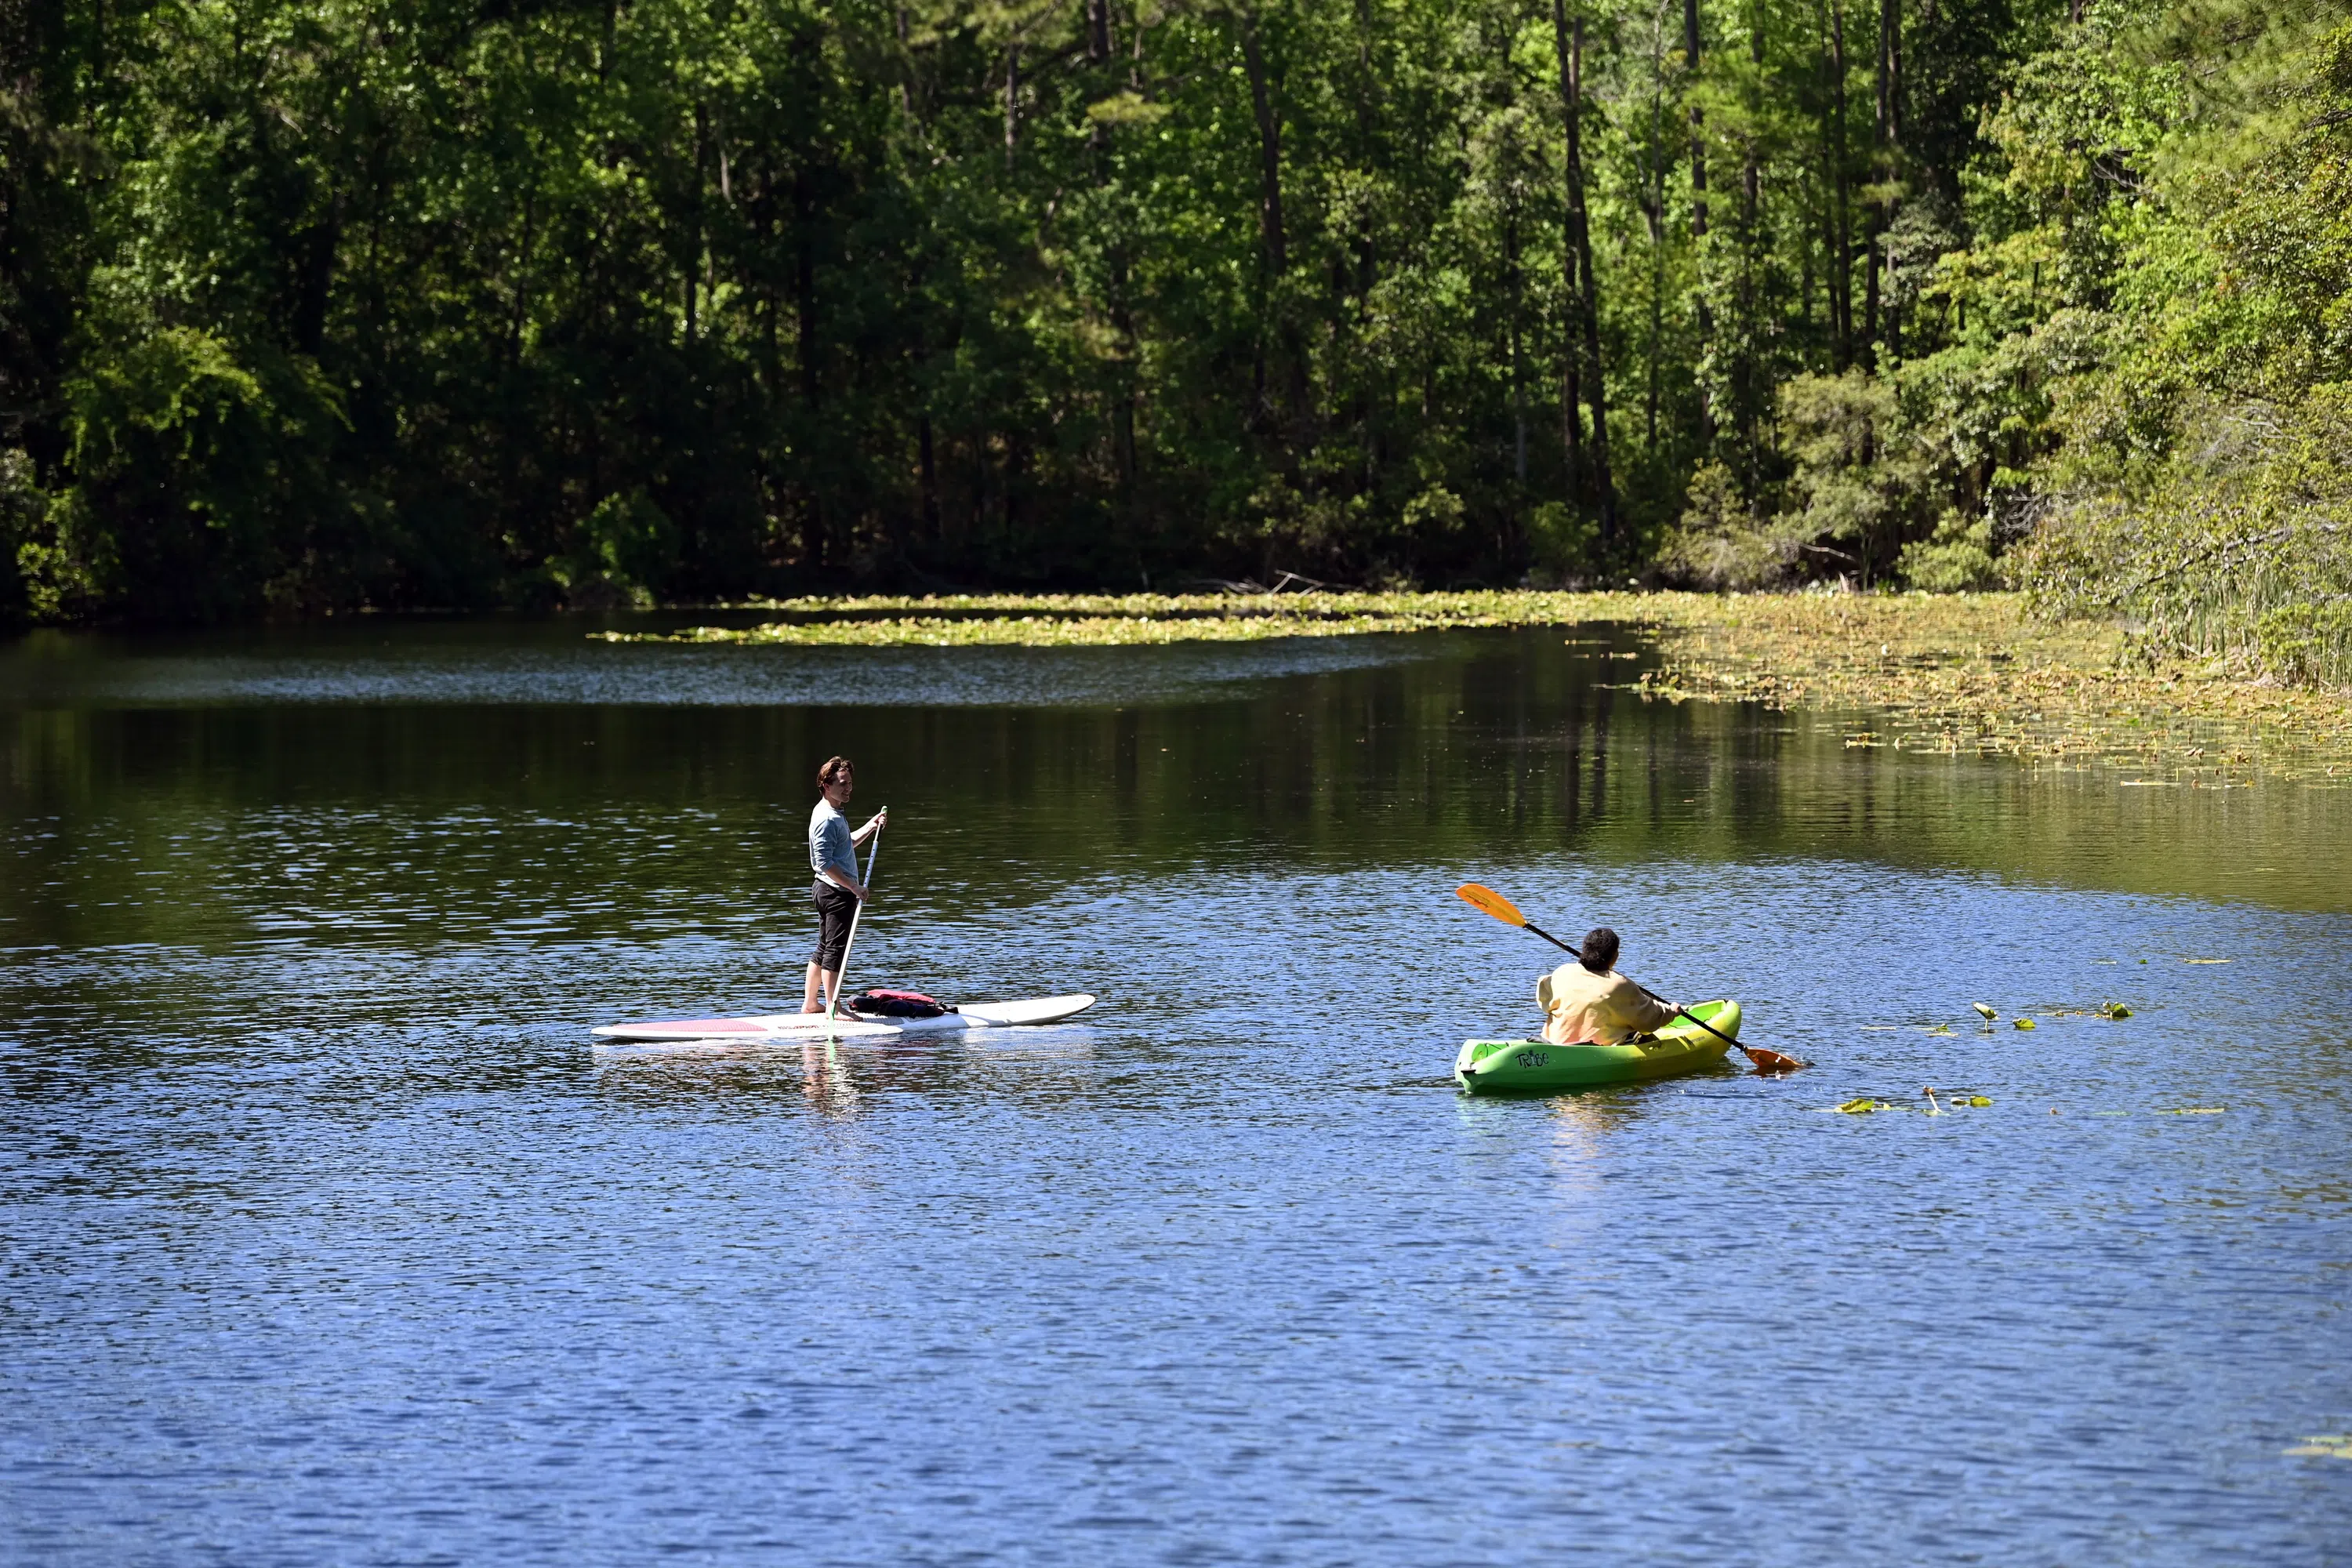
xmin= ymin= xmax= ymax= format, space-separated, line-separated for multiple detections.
xmin=811 ymin=879 xmax=858 ymax=969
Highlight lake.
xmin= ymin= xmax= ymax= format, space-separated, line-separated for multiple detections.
xmin=3 ymin=615 xmax=2348 ymax=1565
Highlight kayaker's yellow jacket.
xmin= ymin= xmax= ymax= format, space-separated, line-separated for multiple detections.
xmin=1540 ymin=963 xmax=1675 ymax=1046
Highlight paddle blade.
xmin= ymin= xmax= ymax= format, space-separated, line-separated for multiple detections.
xmin=1744 ymin=1045 xmax=1808 ymax=1073
xmin=1455 ymin=883 xmax=1529 ymax=927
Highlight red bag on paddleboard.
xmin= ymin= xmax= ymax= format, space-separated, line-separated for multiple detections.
xmin=848 ymin=988 xmax=954 ymax=1018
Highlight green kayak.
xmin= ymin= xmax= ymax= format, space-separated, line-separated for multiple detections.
xmin=1455 ymin=1000 xmax=1744 ymax=1094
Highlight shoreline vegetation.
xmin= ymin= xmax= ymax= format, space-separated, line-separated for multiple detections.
xmin=597 ymin=591 xmax=2352 ymax=784
xmin=8 ymin=0 xmax=2350 ymax=670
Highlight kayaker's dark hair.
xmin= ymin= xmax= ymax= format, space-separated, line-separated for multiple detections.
xmin=1581 ymin=927 xmax=1619 ymax=973
xmin=817 ymin=755 xmax=855 ymax=789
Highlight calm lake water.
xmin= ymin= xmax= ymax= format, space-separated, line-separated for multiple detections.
xmin=4 ymin=616 xmax=2349 ymax=1566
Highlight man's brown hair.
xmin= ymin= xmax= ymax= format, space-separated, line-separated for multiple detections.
xmin=817 ymin=755 xmax=855 ymax=789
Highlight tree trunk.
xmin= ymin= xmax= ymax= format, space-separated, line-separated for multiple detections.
xmin=1004 ymin=42 xmax=1020 ymax=169
xmin=1240 ymin=13 xmax=1287 ymax=276
xmin=794 ymin=172 xmax=819 ymax=412
xmin=1553 ymin=0 xmax=1615 ymax=546
xmin=1508 ymin=201 xmax=1526 ymax=485
xmin=1354 ymin=0 xmax=1380 ymax=143
xmin=1087 ymin=0 xmax=1112 ymax=165
xmin=971 ymin=431 xmax=989 ymax=550
xmin=1004 ymin=434 xmax=1025 ymax=554
xmin=1686 ymin=0 xmax=1711 ymax=434
xmin=1563 ymin=358 xmax=1582 ymax=483
xmin=1241 ymin=9 xmax=1304 ymax=441
xmin=1876 ymin=0 xmax=1901 ymax=150
xmin=1874 ymin=0 xmax=1901 ymax=358
xmin=1861 ymin=16 xmax=1878 ymax=354
xmin=1826 ymin=0 xmax=1852 ymax=371
xmin=1744 ymin=0 xmax=1762 ymax=221
xmin=686 ymin=102 xmax=707 ymax=342
xmin=1113 ymin=215 xmax=1139 ymax=491
xmin=793 ymin=170 xmax=824 ymax=566
xmin=1686 ymin=0 xmax=1705 ymax=241
xmin=756 ymin=172 xmax=781 ymax=398
xmin=919 ymin=411 xmax=940 ymax=539
xmin=1646 ymin=37 xmax=1665 ymax=451
xmin=1116 ymin=387 xmax=1138 ymax=492
xmin=1741 ymin=0 xmax=1763 ymax=455
xmin=896 ymin=4 xmax=914 ymax=118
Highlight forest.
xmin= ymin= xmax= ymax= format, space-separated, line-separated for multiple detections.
xmin=0 ymin=0 xmax=2347 ymax=677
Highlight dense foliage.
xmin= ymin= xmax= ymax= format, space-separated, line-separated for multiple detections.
xmin=0 ymin=0 xmax=2347 ymax=655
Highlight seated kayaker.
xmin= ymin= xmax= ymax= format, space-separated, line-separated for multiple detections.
xmin=1540 ymin=927 xmax=1676 ymax=1046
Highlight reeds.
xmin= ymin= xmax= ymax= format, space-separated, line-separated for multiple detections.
xmin=2020 ymin=394 xmax=2352 ymax=691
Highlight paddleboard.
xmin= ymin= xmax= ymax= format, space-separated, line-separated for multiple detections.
xmin=592 ymin=993 xmax=1096 ymax=1043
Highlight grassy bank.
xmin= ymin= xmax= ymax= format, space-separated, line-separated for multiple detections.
xmin=601 ymin=591 xmax=2352 ymax=783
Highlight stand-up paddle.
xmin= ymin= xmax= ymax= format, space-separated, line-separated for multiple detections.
xmin=826 ymin=811 xmax=886 ymax=1044
xmin=1455 ymin=882 xmax=1807 ymax=1072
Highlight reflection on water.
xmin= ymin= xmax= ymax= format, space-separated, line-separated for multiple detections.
xmin=6 ymin=626 xmax=2347 ymax=936
xmin=2 ymin=620 xmax=2349 ymax=1565
xmin=590 ymin=1031 xmax=1103 ymax=1119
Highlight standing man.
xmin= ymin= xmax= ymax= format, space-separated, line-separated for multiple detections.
xmin=804 ymin=755 xmax=887 ymax=1014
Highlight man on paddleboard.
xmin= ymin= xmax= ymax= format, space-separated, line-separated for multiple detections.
xmin=1540 ymin=927 xmax=1675 ymax=1046
xmin=804 ymin=756 xmax=886 ymax=1014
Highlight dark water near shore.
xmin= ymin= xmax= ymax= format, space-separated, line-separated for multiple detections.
xmin=4 ymin=618 xmax=2349 ymax=1565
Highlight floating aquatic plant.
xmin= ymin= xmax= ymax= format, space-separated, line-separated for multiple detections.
xmin=587 ymin=590 xmax=2352 ymax=782
xmin=1829 ymin=1093 xmax=1991 ymax=1115
xmin=1624 ymin=593 xmax=2352 ymax=783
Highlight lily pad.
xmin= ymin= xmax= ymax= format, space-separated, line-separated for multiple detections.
xmin=2013 ymin=1018 xmax=2037 ymax=1030
xmin=2287 ymin=1435 xmax=2352 ymax=1459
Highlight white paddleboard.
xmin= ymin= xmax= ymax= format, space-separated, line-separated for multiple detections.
xmin=591 ymin=993 xmax=1096 ymax=1043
